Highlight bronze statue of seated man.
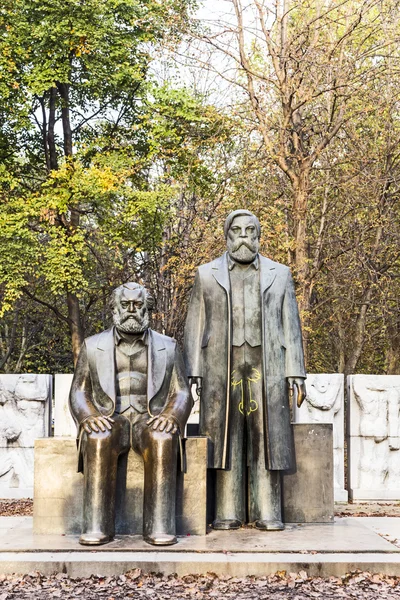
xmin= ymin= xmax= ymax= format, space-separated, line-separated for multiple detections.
xmin=69 ymin=282 xmax=192 ymax=546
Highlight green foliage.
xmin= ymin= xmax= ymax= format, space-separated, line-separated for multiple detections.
xmin=4 ymin=0 xmax=400 ymax=377
xmin=0 ymin=0 xmax=217 ymax=371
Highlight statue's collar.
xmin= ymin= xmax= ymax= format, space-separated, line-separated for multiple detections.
xmin=227 ymin=253 xmax=259 ymax=271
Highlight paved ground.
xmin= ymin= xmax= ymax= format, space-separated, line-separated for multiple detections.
xmin=359 ymin=517 xmax=400 ymax=549
xmin=1 ymin=516 xmax=400 ymax=578
xmin=1 ymin=516 xmax=398 ymax=553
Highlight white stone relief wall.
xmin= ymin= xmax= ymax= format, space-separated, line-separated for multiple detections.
xmin=54 ymin=374 xmax=76 ymax=437
xmin=294 ymin=374 xmax=347 ymax=502
xmin=3 ymin=370 xmax=400 ymax=502
xmin=0 ymin=374 xmax=51 ymax=498
xmin=348 ymin=375 xmax=400 ymax=500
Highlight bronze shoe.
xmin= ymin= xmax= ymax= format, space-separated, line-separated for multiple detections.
xmin=255 ymin=519 xmax=284 ymax=531
xmin=212 ymin=518 xmax=242 ymax=530
xmin=79 ymin=532 xmax=113 ymax=545
xmin=144 ymin=533 xmax=177 ymax=546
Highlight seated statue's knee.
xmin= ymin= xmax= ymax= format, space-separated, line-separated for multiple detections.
xmin=147 ymin=427 xmax=176 ymax=445
xmin=82 ymin=427 xmax=113 ymax=444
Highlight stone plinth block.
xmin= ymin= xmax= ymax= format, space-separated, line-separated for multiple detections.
xmin=283 ymin=423 xmax=334 ymax=523
xmin=177 ymin=437 xmax=208 ymax=535
xmin=0 ymin=374 xmax=52 ymax=498
xmin=54 ymin=374 xmax=76 ymax=437
xmin=348 ymin=375 xmax=400 ymax=500
xmin=33 ymin=438 xmax=83 ymax=534
xmin=33 ymin=437 xmax=208 ymax=536
xmin=294 ymin=374 xmax=347 ymax=502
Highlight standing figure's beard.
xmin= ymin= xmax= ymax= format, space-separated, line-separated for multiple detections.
xmin=227 ymin=239 xmax=259 ymax=264
xmin=113 ymin=311 xmax=149 ymax=334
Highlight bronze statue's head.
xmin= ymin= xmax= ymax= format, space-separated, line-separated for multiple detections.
xmin=224 ymin=209 xmax=260 ymax=264
xmin=110 ymin=282 xmax=154 ymax=334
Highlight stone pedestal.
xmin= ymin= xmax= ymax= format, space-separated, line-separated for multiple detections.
xmin=294 ymin=374 xmax=347 ymax=502
xmin=33 ymin=437 xmax=208 ymax=536
xmin=53 ymin=374 xmax=76 ymax=438
xmin=283 ymin=423 xmax=334 ymax=523
xmin=0 ymin=374 xmax=52 ymax=498
xmin=348 ymin=375 xmax=400 ymax=500
xmin=34 ymin=425 xmax=333 ymax=534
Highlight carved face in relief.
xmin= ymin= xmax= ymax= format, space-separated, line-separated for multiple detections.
xmin=306 ymin=375 xmax=341 ymax=411
xmin=226 ymin=215 xmax=260 ymax=264
xmin=111 ymin=284 xmax=150 ymax=334
xmin=0 ymin=375 xmax=49 ymax=451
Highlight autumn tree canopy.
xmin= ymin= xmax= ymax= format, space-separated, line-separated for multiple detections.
xmin=1 ymin=0 xmax=400 ymax=375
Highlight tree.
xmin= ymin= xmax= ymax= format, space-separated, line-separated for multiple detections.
xmin=0 ymin=0 xmax=195 ymax=363
xmin=307 ymin=70 xmax=400 ymax=375
xmin=190 ymin=0 xmax=400 ymax=360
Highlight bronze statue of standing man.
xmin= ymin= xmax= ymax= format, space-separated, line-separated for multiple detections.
xmin=184 ymin=210 xmax=306 ymax=530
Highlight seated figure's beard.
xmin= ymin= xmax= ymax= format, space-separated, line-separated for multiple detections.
xmin=227 ymin=239 xmax=259 ymax=264
xmin=113 ymin=312 xmax=149 ymax=334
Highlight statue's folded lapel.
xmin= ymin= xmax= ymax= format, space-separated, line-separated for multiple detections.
xmin=211 ymin=252 xmax=230 ymax=293
xmin=259 ymin=255 xmax=277 ymax=294
xmin=147 ymin=329 xmax=166 ymax=403
xmin=96 ymin=327 xmax=116 ymax=403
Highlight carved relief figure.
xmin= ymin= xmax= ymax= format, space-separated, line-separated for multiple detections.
xmin=295 ymin=374 xmax=345 ymax=496
xmin=69 ymin=282 xmax=192 ymax=546
xmin=0 ymin=375 xmax=50 ymax=490
xmin=184 ymin=210 xmax=306 ymax=531
xmin=351 ymin=376 xmax=400 ymax=493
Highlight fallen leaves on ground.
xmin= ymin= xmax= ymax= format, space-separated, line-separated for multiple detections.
xmin=0 ymin=500 xmax=33 ymax=517
xmin=0 ymin=570 xmax=399 ymax=599
xmin=335 ymin=502 xmax=400 ymax=518
xmin=1 ymin=499 xmax=399 ymax=519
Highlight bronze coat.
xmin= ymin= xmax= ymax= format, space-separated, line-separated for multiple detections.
xmin=183 ymin=252 xmax=306 ymax=471
xmin=69 ymin=327 xmax=192 ymax=470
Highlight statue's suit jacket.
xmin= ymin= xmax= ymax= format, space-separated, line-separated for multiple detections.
xmin=69 ymin=327 xmax=192 ymax=470
xmin=184 ymin=252 xmax=306 ymax=471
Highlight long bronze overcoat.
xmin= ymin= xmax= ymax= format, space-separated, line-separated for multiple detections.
xmin=183 ymin=252 xmax=306 ymax=471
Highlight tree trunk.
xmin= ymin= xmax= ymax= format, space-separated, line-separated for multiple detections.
xmin=48 ymin=87 xmax=58 ymax=171
xmin=344 ymin=285 xmax=373 ymax=375
xmin=0 ymin=309 xmax=19 ymax=371
xmin=56 ymin=82 xmax=73 ymax=157
xmin=386 ymin=321 xmax=400 ymax=374
xmin=14 ymin=317 xmax=28 ymax=373
xmin=40 ymin=96 xmax=50 ymax=173
xmin=292 ymin=169 xmax=311 ymax=363
xmin=67 ymin=292 xmax=84 ymax=364
xmin=57 ymin=80 xmax=84 ymax=363
xmin=158 ymin=226 xmax=171 ymax=334
xmin=336 ymin=311 xmax=346 ymax=373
